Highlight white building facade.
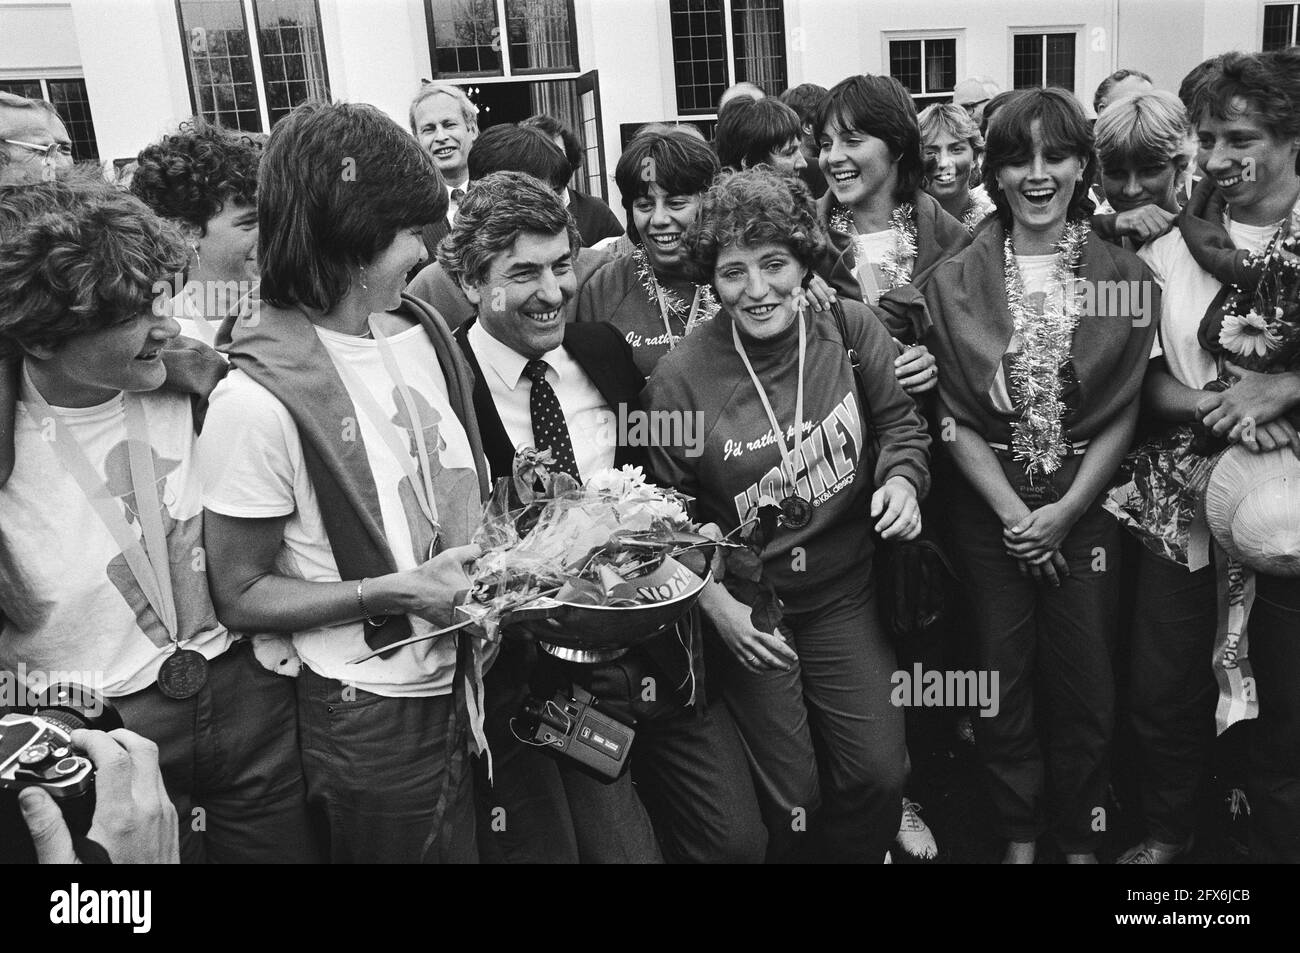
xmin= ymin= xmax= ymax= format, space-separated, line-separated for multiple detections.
xmin=0 ymin=0 xmax=1291 ymax=218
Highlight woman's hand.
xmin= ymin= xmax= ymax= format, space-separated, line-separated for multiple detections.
xmin=1114 ymin=205 xmax=1178 ymax=244
xmin=1198 ymin=364 xmax=1300 ymax=436
xmin=895 ymin=343 xmax=938 ymax=394
xmin=800 ymin=274 xmax=839 ymax=312
xmin=395 ymin=543 xmax=481 ymax=627
xmin=1003 ymin=501 xmax=1081 ymax=561
xmin=700 ymin=582 xmax=797 ymax=672
xmin=1238 ymin=415 xmax=1300 ymax=458
xmin=871 ymin=476 xmax=920 ymax=540
xmin=1014 ymin=549 xmax=1071 ymax=588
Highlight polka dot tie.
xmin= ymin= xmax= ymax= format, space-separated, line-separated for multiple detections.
xmin=523 ymin=359 xmax=580 ymax=480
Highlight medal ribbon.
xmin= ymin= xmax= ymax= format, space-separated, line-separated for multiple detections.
xmin=22 ymin=372 xmax=178 ymax=647
xmin=655 ymin=280 xmax=704 ymax=348
xmin=731 ymin=308 xmax=807 ymax=500
xmin=329 ymin=320 xmax=440 ymax=537
xmin=1211 ymin=544 xmax=1259 ymax=735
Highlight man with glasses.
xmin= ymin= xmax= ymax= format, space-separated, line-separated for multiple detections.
xmin=0 ymin=92 xmax=74 ymax=186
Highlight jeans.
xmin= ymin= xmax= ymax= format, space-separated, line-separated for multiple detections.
xmin=1127 ymin=545 xmax=1300 ymax=861
xmin=1127 ymin=547 xmax=1218 ymax=845
xmin=298 ymin=666 xmax=477 ymax=863
xmin=947 ymin=475 xmax=1118 ymax=854
xmin=115 ymin=639 xmax=319 ymax=864
xmin=475 ymin=638 xmax=766 ymax=864
xmin=715 ymin=580 xmax=906 ymax=863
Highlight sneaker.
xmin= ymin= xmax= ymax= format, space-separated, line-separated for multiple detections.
xmin=1116 ymin=836 xmax=1193 ymax=864
xmin=896 ymin=798 xmax=938 ymax=860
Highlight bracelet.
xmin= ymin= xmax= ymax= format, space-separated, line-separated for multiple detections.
xmin=356 ymin=578 xmax=388 ymax=628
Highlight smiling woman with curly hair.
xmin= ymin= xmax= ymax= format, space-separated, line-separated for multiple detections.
xmin=130 ymin=119 xmax=262 ymax=343
xmin=646 ymin=166 xmax=931 ymax=862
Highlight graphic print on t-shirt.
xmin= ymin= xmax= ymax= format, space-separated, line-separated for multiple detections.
xmin=101 ymin=438 xmax=218 ymax=648
xmin=731 ymin=391 xmax=862 ymax=521
xmin=388 ymin=386 xmax=480 ymax=558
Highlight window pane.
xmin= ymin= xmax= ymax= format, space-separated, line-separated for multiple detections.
xmin=0 ymin=79 xmax=44 ymax=100
xmin=889 ymin=39 xmax=922 ymax=94
xmin=1262 ymin=3 xmax=1296 ymax=51
xmin=732 ymin=0 xmax=786 ymax=95
xmin=252 ymin=0 xmax=330 ymax=127
xmin=429 ymin=0 xmax=503 ymax=77
xmin=1045 ymin=33 xmax=1075 ymax=91
xmin=46 ymin=79 xmax=100 ymax=161
xmin=924 ymin=37 xmax=956 ymax=93
xmin=670 ymin=0 xmax=727 ymax=114
xmin=1012 ymin=33 xmax=1043 ymax=89
xmin=178 ymin=0 xmax=263 ymax=132
xmin=504 ymin=0 xmax=577 ymax=73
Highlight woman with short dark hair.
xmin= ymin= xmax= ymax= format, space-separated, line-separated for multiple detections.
xmin=521 ymin=113 xmax=625 ymax=247
xmin=924 ymin=88 xmax=1159 ymax=863
xmin=130 ymin=119 xmax=261 ymax=346
xmin=715 ymin=96 xmax=806 ymax=175
xmin=198 ymin=101 xmax=492 ymax=863
xmin=575 ymin=129 xmax=723 ymax=376
xmin=811 ymin=74 xmax=969 ymax=389
xmin=646 ymin=167 xmax=930 ymax=863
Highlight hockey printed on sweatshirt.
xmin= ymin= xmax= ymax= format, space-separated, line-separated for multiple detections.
xmin=730 ymin=390 xmax=863 ymax=522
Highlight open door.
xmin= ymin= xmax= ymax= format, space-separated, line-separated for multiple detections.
xmin=574 ymin=70 xmax=609 ymax=201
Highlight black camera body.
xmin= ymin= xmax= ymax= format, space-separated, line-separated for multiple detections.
xmin=519 ymin=685 xmax=634 ymax=781
xmin=0 ymin=683 xmax=120 ymax=864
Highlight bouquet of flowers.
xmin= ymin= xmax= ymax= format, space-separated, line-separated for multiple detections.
xmin=1206 ymin=205 xmax=1300 ymax=373
xmin=459 ymin=455 xmax=721 ymax=644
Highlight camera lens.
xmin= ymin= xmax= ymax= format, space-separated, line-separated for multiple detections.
xmin=31 ymin=683 xmax=123 ymax=735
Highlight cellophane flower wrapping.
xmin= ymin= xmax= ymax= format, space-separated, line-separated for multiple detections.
xmin=460 ymin=461 xmax=703 ymax=638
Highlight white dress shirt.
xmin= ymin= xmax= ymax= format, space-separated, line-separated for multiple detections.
xmin=467 ymin=320 xmax=617 ymax=481
xmin=446 ymin=180 xmax=470 ymax=227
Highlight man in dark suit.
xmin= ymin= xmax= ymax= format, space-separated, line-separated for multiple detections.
xmin=407 ymin=123 xmax=616 ymax=326
xmin=440 ymin=171 xmax=765 ymax=864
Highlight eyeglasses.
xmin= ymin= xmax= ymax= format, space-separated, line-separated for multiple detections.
xmin=2 ymin=138 xmax=73 ymax=163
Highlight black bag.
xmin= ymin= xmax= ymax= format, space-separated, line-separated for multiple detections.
xmin=828 ymin=301 xmax=958 ymax=640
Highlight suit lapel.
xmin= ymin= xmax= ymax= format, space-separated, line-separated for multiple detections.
xmin=454 ymin=319 xmax=516 ymax=481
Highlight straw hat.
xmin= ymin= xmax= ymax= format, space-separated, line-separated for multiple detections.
xmin=1203 ymin=445 xmax=1300 ymax=575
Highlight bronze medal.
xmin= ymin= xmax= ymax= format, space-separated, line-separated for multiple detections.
xmin=157 ymin=649 xmax=209 ymax=700
xmin=779 ymin=494 xmax=813 ymax=529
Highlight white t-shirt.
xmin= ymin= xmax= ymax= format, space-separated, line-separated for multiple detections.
xmin=852 ymin=229 xmax=897 ymax=305
xmin=990 ymin=253 xmax=1058 ymax=414
xmin=0 ymin=382 xmax=233 ymax=697
xmin=171 ymin=287 xmax=220 ymax=350
xmin=1139 ymin=216 xmax=1278 ymax=388
xmin=198 ymin=322 xmax=482 ymax=697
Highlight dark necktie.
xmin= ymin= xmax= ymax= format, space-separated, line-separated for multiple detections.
xmin=523 ymin=359 xmax=580 ymax=480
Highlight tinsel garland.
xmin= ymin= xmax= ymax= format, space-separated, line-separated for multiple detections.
xmin=632 ymin=245 xmax=719 ymax=345
xmin=1005 ymin=220 xmax=1090 ymax=479
xmin=828 ymin=202 xmax=918 ymax=290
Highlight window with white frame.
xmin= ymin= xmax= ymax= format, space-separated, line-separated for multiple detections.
xmin=1263 ymin=3 xmax=1300 ymax=49
xmin=176 ymin=0 xmax=330 ymax=133
xmin=887 ymin=34 xmax=958 ymax=108
xmin=670 ymin=0 xmax=788 ymax=116
xmin=0 ymin=77 xmax=99 ymax=161
xmin=1012 ymin=30 xmax=1077 ymax=92
xmin=424 ymin=0 xmax=579 ymax=79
